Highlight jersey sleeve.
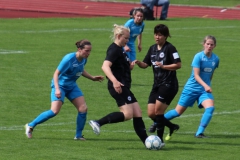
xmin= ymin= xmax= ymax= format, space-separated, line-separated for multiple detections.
xmin=143 ymin=46 xmax=153 ymax=66
xmin=191 ymin=53 xmax=201 ymax=68
xmin=105 ymin=47 xmax=120 ymax=63
xmin=168 ymin=45 xmax=181 ymax=63
xmin=57 ymin=55 xmax=71 ymax=74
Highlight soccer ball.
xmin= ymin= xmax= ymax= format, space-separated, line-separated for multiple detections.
xmin=145 ymin=135 xmax=162 ymax=150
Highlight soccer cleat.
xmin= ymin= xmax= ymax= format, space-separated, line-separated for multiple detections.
xmin=89 ymin=120 xmax=100 ymax=135
xmin=165 ymin=124 xmax=180 ymax=141
xmin=74 ymin=135 xmax=86 ymax=141
xmin=148 ymin=123 xmax=157 ymax=133
xmin=195 ymin=133 xmax=208 ymax=138
xmin=24 ymin=124 xmax=33 ymax=138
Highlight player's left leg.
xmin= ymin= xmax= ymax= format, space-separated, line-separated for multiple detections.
xmin=195 ymin=93 xmax=215 ymax=138
xmin=195 ymin=99 xmax=215 ymax=138
xmin=132 ymin=102 xmax=148 ymax=145
xmin=69 ymin=87 xmax=87 ymax=140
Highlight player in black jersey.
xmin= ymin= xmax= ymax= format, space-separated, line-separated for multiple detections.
xmin=133 ymin=24 xmax=181 ymax=146
xmin=89 ymin=24 xmax=149 ymax=147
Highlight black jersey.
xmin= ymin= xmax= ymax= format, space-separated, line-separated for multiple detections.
xmin=143 ymin=41 xmax=181 ymax=87
xmin=105 ymin=43 xmax=131 ymax=88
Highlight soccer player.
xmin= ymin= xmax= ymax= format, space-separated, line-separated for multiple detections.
xmin=24 ymin=40 xmax=104 ymax=140
xmin=89 ymin=24 xmax=149 ymax=147
xmin=132 ymin=24 xmax=181 ymax=145
xmin=164 ymin=35 xmax=219 ymax=140
xmin=124 ymin=8 xmax=145 ymax=68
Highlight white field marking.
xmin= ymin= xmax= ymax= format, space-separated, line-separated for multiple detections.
xmin=0 ymin=49 xmax=27 ymax=54
xmin=1 ymin=110 xmax=240 ymax=131
xmin=0 ymin=26 xmax=238 ymax=34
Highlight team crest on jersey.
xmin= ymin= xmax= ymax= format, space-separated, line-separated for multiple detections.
xmin=159 ymin=52 xmax=164 ymax=58
xmin=212 ymin=62 xmax=215 ymax=66
xmin=128 ymin=96 xmax=132 ymax=101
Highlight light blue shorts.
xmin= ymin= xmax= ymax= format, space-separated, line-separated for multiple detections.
xmin=125 ymin=44 xmax=136 ymax=62
xmin=51 ymin=85 xmax=83 ymax=103
xmin=178 ymin=89 xmax=214 ymax=108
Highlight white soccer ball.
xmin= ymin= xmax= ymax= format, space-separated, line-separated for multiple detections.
xmin=145 ymin=135 xmax=162 ymax=150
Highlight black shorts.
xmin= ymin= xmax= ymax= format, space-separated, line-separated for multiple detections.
xmin=148 ymin=84 xmax=178 ymax=105
xmin=108 ymin=86 xmax=137 ymax=107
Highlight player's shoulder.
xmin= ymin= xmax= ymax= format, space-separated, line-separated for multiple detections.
xmin=62 ymin=52 xmax=75 ymax=60
xmin=124 ymin=19 xmax=134 ymax=26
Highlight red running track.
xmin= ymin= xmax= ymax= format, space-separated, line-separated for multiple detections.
xmin=0 ymin=0 xmax=239 ymax=19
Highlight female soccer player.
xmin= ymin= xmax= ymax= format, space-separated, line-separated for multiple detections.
xmin=132 ymin=24 xmax=181 ymax=145
xmin=124 ymin=8 xmax=145 ymax=65
xmin=89 ymin=24 xmax=149 ymax=147
xmin=25 ymin=40 xmax=104 ymax=140
xmin=164 ymin=35 xmax=220 ymax=140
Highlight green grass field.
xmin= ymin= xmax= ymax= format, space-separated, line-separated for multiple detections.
xmin=1 ymin=11 xmax=240 ymax=160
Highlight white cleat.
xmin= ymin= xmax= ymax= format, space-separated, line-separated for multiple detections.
xmin=24 ymin=124 xmax=33 ymax=138
xmin=74 ymin=136 xmax=86 ymax=141
xmin=160 ymin=143 xmax=165 ymax=149
xmin=89 ymin=120 xmax=100 ymax=135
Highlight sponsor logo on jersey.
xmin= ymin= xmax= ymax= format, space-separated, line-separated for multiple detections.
xmin=73 ymin=64 xmax=79 ymax=67
xmin=76 ymin=72 xmax=82 ymax=76
xmin=204 ymin=68 xmax=212 ymax=72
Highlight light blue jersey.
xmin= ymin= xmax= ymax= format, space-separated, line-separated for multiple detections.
xmin=124 ymin=19 xmax=144 ymax=61
xmin=178 ymin=51 xmax=219 ymax=107
xmin=51 ymin=52 xmax=87 ymax=90
xmin=184 ymin=51 xmax=219 ymax=92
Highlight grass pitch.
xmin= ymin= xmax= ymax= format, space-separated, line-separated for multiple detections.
xmin=0 ymin=16 xmax=240 ymax=160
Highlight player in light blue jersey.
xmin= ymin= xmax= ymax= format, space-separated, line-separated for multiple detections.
xmin=164 ymin=35 xmax=220 ymax=140
xmin=124 ymin=8 xmax=145 ymax=67
xmin=24 ymin=40 xmax=104 ymax=140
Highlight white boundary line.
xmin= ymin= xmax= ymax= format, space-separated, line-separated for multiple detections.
xmin=0 ymin=49 xmax=27 ymax=54
xmin=1 ymin=110 xmax=240 ymax=131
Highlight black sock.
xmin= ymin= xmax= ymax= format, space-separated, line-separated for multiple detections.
xmin=164 ymin=117 xmax=174 ymax=128
xmin=156 ymin=114 xmax=165 ymax=142
xmin=151 ymin=118 xmax=156 ymax=123
xmin=133 ymin=117 xmax=148 ymax=144
xmin=97 ymin=112 xmax=124 ymax=126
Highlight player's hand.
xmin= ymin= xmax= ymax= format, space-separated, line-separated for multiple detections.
xmin=113 ymin=81 xmax=124 ymax=94
xmin=55 ymin=88 xmax=61 ymax=98
xmin=138 ymin=45 xmax=142 ymax=52
xmin=124 ymin=45 xmax=131 ymax=52
xmin=204 ymin=86 xmax=212 ymax=93
xmin=92 ymin=76 xmax=104 ymax=82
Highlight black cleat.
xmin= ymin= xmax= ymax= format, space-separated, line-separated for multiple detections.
xmin=148 ymin=123 xmax=157 ymax=133
xmin=165 ymin=124 xmax=179 ymax=141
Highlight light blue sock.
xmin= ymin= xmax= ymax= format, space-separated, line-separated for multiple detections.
xmin=196 ymin=107 xmax=215 ymax=136
xmin=164 ymin=109 xmax=180 ymax=120
xmin=75 ymin=112 xmax=87 ymax=138
xmin=29 ymin=110 xmax=55 ymax=128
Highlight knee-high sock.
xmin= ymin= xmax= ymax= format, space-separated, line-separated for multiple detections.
xmin=156 ymin=114 xmax=165 ymax=142
xmin=75 ymin=112 xmax=87 ymax=138
xmin=29 ymin=110 xmax=55 ymax=128
xmin=133 ymin=117 xmax=148 ymax=144
xmin=164 ymin=117 xmax=175 ymax=129
xmin=97 ymin=112 xmax=124 ymax=126
xmin=196 ymin=107 xmax=215 ymax=136
xmin=164 ymin=109 xmax=180 ymax=120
